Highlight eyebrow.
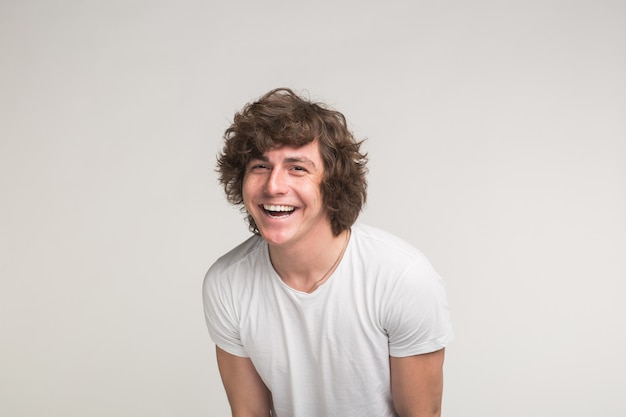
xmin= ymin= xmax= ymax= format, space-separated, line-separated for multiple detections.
xmin=285 ymin=156 xmax=316 ymax=167
xmin=251 ymin=155 xmax=317 ymax=168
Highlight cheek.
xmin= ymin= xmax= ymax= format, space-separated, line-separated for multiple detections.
xmin=241 ymin=178 xmax=255 ymax=204
xmin=241 ymin=176 xmax=269 ymax=211
xmin=304 ymin=178 xmax=323 ymax=200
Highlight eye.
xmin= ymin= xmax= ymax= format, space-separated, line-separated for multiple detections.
xmin=249 ymin=163 xmax=269 ymax=171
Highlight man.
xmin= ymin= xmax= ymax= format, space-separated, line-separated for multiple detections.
xmin=203 ymin=88 xmax=453 ymax=417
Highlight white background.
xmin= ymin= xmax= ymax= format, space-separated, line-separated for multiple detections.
xmin=1 ymin=1 xmax=624 ymax=416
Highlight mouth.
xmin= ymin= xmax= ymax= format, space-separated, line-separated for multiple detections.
xmin=261 ymin=204 xmax=296 ymax=218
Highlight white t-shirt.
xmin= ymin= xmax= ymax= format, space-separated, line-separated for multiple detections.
xmin=203 ymin=223 xmax=453 ymax=417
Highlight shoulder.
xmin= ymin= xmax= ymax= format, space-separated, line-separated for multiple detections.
xmin=349 ymin=224 xmax=442 ymax=295
xmin=202 ymin=234 xmax=268 ymax=324
xmin=209 ymin=234 xmax=265 ymax=273
xmin=350 ymin=227 xmax=453 ymax=355
xmin=203 ymin=235 xmax=268 ymax=357
xmin=351 ymin=223 xmax=428 ymax=265
xmin=204 ymin=234 xmax=266 ymax=288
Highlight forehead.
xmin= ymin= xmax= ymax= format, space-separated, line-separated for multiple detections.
xmin=256 ymin=141 xmax=323 ymax=164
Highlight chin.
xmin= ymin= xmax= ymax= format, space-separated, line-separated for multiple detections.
xmin=257 ymin=229 xmax=293 ymax=247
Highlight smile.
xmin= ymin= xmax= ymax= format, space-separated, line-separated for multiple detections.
xmin=262 ymin=204 xmax=296 ymax=218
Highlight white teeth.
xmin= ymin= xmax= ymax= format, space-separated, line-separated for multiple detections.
xmin=263 ymin=204 xmax=295 ymax=212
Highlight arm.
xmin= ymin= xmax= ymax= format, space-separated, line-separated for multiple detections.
xmin=390 ymin=348 xmax=446 ymax=417
xmin=216 ymin=346 xmax=271 ymax=417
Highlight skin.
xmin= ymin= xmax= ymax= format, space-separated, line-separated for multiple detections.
xmin=216 ymin=347 xmax=271 ymax=417
xmin=242 ymin=141 xmax=349 ymax=292
xmin=390 ymin=349 xmax=446 ymax=417
xmin=243 ymin=141 xmax=328 ymax=251
xmin=218 ymin=141 xmax=445 ymax=416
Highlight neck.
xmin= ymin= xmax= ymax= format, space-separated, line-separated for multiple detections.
xmin=269 ymin=228 xmax=351 ymax=293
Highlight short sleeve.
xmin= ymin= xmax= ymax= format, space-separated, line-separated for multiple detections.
xmin=202 ymin=265 xmax=250 ymax=358
xmin=382 ymin=258 xmax=453 ymax=357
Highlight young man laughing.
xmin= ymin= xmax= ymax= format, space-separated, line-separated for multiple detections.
xmin=203 ymin=88 xmax=453 ymax=417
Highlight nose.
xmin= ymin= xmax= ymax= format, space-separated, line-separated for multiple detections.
xmin=264 ymin=168 xmax=288 ymax=195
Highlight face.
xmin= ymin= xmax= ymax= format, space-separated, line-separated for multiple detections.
xmin=242 ymin=141 xmax=330 ymax=249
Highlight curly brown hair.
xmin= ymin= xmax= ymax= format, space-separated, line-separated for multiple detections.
xmin=217 ymin=88 xmax=368 ymax=236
